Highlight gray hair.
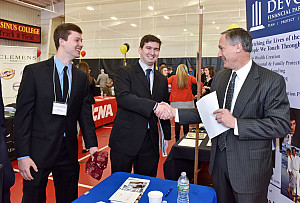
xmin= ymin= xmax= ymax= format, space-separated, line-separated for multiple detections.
xmin=221 ymin=28 xmax=252 ymax=52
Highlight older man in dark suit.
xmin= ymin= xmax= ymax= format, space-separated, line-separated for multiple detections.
xmin=158 ymin=28 xmax=290 ymax=203
xmin=14 ymin=23 xmax=98 ymax=203
xmin=109 ymin=35 xmax=171 ymax=177
xmin=0 ymin=79 xmax=15 ymax=203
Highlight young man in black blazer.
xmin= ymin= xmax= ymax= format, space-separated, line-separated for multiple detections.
xmin=14 ymin=23 xmax=98 ymax=203
xmin=109 ymin=35 xmax=171 ymax=177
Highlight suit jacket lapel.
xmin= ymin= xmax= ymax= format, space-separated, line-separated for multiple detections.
xmin=68 ymin=65 xmax=77 ymax=108
xmin=233 ymin=63 xmax=260 ymax=117
xmin=135 ymin=64 xmax=151 ymax=95
xmin=46 ymin=57 xmax=63 ymax=102
xmin=152 ymin=70 xmax=161 ymax=98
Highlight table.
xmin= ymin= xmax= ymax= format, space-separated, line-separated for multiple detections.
xmin=164 ymin=135 xmax=211 ymax=181
xmin=93 ymin=96 xmax=117 ymax=127
xmin=73 ymin=172 xmax=217 ymax=203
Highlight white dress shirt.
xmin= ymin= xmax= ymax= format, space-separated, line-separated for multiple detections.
xmin=139 ymin=60 xmax=154 ymax=94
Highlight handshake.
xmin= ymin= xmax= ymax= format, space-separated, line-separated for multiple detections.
xmin=154 ymin=102 xmax=176 ymax=120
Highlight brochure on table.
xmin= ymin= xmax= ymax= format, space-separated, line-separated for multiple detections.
xmin=109 ymin=177 xmax=150 ymax=203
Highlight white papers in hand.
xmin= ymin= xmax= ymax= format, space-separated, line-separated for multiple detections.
xmin=196 ymin=91 xmax=229 ymax=139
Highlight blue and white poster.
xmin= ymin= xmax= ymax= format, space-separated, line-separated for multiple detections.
xmin=246 ymin=0 xmax=300 ymax=202
xmin=247 ymin=0 xmax=300 ymax=109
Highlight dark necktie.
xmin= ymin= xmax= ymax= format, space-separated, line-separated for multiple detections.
xmin=63 ymin=66 xmax=69 ymax=102
xmin=218 ymin=71 xmax=237 ymax=151
xmin=146 ymin=69 xmax=152 ymax=89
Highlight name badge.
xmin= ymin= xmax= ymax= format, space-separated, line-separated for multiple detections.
xmin=52 ymin=102 xmax=67 ymax=116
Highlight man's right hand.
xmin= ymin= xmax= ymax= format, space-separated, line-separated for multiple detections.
xmin=154 ymin=102 xmax=176 ymax=120
xmin=18 ymin=157 xmax=38 ymax=181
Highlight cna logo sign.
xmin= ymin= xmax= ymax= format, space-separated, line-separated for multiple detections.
xmin=93 ymin=104 xmax=113 ymax=121
xmin=0 ymin=69 xmax=15 ymax=79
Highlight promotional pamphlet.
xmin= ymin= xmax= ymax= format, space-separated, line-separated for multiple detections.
xmin=109 ymin=177 xmax=150 ymax=203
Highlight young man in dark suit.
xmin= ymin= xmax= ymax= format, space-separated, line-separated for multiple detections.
xmin=14 ymin=23 xmax=98 ymax=203
xmin=158 ymin=28 xmax=290 ymax=203
xmin=109 ymin=35 xmax=171 ymax=177
xmin=0 ymin=79 xmax=15 ymax=203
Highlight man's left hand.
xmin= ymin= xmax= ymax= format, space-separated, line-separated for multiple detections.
xmin=213 ymin=109 xmax=235 ymax=128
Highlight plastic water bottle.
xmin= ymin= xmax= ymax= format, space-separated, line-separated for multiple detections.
xmin=177 ymin=172 xmax=189 ymax=203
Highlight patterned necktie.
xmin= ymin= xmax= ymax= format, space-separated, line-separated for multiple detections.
xmin=146 ymin=69 xmax=152 ymax=89
xmin=218 ymin=71 xmax=237 ymax=151
xmin=63 ymin=66 xmax=69 ymax=102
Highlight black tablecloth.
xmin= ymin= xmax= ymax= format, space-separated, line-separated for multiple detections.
xmin=164 ymin=134 xmax=211 ymax=181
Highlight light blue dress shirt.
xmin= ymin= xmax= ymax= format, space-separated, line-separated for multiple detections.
xmin=139 ymin=60 xmax=154 ymax=94
xmin=54 ymin=55 xmax=72 ymax=100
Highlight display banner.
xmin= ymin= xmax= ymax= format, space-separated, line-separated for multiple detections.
xmin=247 ymin=0 xmax=300 ymax=109
xmin=246 ymin=0 xmax=300 ymax=202
xmin=0 ymin=19 xmax=41 ymax=43
xmin=0 ymin=45 xmax=37 ymax=105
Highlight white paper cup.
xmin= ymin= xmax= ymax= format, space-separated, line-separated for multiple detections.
xmin=148 ymin=191 xmax=163 ymax=203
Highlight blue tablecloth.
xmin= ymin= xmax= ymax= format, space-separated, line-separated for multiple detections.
xmin=73 ymin=172 xmax=217 ymax=203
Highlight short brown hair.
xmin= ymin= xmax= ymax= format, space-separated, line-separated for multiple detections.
xmin=139 ymin=35 xmax=162 ymax=49
xmin=53 ymin=23 xmax=82 ymax=50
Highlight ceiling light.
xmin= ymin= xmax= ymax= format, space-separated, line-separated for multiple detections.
xmin=157 ymin=35 xmax=161 ymax=38
xmin=216 ymin=27 xmax=220 ymax=30
xmin=164 ymin=16 xmax=169 ymax=20
xmin=148 ymin=6 xmax=154 ymax=10
xmin=110 ymin=17 xmax=118 ymax=20
xmin=190 ymin=33 xmax=194 ymax=36
xmin=184 ymin=29 xmax=187 ymax=32
xmin=131 ymin=24 xmax=137 ymax=27
xmin=86 ymin=6 xmax=94 ymax=11
xmin=212 ymin=21 xmax=216 ymax=24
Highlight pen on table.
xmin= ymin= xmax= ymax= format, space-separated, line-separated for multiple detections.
xmin=165 ymin=186 xmax=173 ymax=197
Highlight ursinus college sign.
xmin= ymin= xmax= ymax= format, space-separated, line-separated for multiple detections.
xmin=0 ymin=19 xmax=41 ymax=43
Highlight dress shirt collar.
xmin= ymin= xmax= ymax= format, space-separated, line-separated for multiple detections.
xmin=54 ymin=55 xmax=72 ymax=96
xmin=234 ymin=59 xmax=252 ymax=81
xmin=139 ymin=60 xmax=154 ymax=95
xmin=225 ymin=59 xmax=252 ymax=112
xmin=54 ymin=55 xmax=72 ymax=75
xmin=139 ymin=59 xmax=154 ymax=73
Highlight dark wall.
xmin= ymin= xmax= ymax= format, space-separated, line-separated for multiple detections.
xmin=73 ymin=57 xmax=224 ymax=81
